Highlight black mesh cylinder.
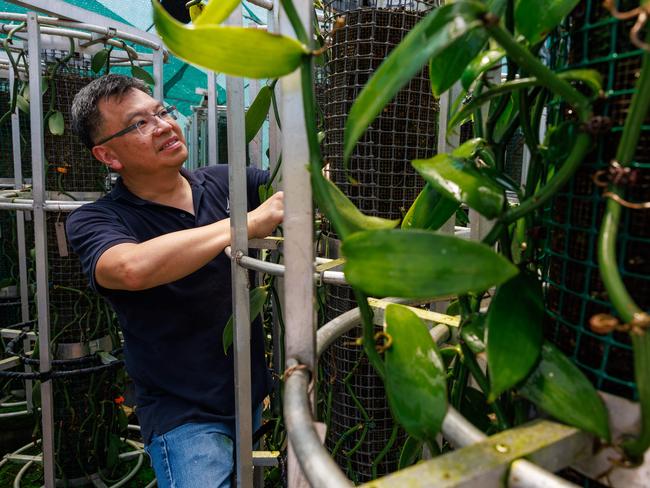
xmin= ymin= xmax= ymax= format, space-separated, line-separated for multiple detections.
xmin=320 ymin=2 xmax=439 ymax=481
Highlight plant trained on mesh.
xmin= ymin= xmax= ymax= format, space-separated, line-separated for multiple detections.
xmin=153 ymin=0 xmax=650 ymax=479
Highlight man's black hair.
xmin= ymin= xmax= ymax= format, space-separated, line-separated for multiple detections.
xmin=71 ymin=74 xmax=151 ymax=149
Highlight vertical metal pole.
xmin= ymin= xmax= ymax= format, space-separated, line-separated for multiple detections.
xmin=266 ymin=1 xmax=285 ymax=416
xmin=201 ymin=109 xmax=209 ymax=165
xmin=248 ymin=75 xmax=262 ymax=169
xmin=191 ymin=108 xmax=199 ymax=169
xmin=27 ymin=12 xmax=55 ymax=488
xmin=9 ymin=63 xmax=29 ymax=322
xmin=279 ymin=0 xmax=315 ymax=374
xmin=152 ymin=47 xmax=164 ymax=102
xmin=10 ymin=62 xmax=33 ymax=411
xmin=247 ymin=24 xmax=262 ymax=169
xmin=225 ymin=6 xmax=253 ymax=487
xmin=279 ymin=1 xmax=315 ymax=487
xmin=436 ymin=89 xmax=455 ymax=235
xmin=267 ymin=6 xmax=281 ymax=177
xmin=207 ymin=71 xmax=219 ymax=166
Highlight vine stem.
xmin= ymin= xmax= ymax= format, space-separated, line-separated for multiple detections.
xmin=485 ymin=21 xmax=591 ymax=120
xmin=598 ymin=31 xmax=650 ymax=461
xmin=500 ymin=131 xmax=591 ymax=225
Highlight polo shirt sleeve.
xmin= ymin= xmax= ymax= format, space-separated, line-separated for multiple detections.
xmin=246 ymin=167 xmax=271 ymax=209
xmin=65 ymin=204 xmax=138 ymax=292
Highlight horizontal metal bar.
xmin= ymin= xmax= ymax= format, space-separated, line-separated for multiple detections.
xmin=1 ymin=0 xmax=162 ymax=47
xmin=0 ymin=196 xmax=92 ymax=211
xmin=361 ymin=420 xmax=589 ymax=487
xmin=367 ymin=297 xmax=460 ymax=328
xmin=316 ymin=297 xmax=452 ymax=357
xmin=0 ymin=409 xmax=30 ymax=419
xmin=249 ymin=237 xmax=283 ymax=250
xmin=0 ymin=22 xmax=157 ymax=58
xmin=248 ymin=0 xmax=274 ymax=11
xmin=1 ymin=329 xmax=37 ymax=340
xmin=224 ymin=246 xmax=347 ymax=285
xmin=0 ymin=400 xmax=27 ymax=408
xmin=3 ymin=453 xmax=41 ymax=464
xmin=0 ymin=356 xmax=21 ymax=371
xmin=252 ymin=451 xmax=280 ymax=467
xmin=118 ymin=449 xmax=144 ymax=461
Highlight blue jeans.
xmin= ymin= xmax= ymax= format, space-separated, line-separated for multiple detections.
xmin=145 ymin=405 xmax=262 ymax=488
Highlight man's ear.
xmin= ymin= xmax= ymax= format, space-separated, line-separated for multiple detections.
xmin=92 ymin=145 xmax=123 ymax=172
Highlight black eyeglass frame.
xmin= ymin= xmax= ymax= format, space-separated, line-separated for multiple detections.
xmin=94 ymin=105 xmax=178 ymax=146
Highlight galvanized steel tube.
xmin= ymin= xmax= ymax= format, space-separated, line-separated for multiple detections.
xmin=284 ymin=360 xmax=353 ymax=488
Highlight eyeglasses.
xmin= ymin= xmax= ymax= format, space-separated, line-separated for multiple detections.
xmin=95 ymin=106 xmax=178 ymax=146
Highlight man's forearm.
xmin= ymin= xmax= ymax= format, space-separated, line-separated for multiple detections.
xmin=96 ymin=219 xmax=232 ymax=290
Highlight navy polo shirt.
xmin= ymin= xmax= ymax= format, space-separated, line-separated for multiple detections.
xmin=65 ymin=165 xmax=272 ymax=444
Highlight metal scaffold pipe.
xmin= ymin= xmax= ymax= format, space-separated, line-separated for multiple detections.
xmin=0 ymin=12 xmax=162 ymax=50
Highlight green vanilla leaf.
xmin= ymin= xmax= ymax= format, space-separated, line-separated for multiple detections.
xmin=107 ymin=434 xmax=120 ymax=469
xmin=48 ymin=110 xmax=65 ymax=136
xmin=412 ymin=153 xmax=505 ymax=219
xmin=461 ymin=313 xmax=487 ymax=354
xmin=91 ymin=48 xmax=109 ymax=74
xmin=342 ymin=229 xmax=518 ymax=298
xmin=193 ymin=0 xmax=239 ymax=25
xmin=451 ymin=137 xmax=488 ymax=159
xmin=492 ymin=94 xmax=519 ymax=143
xmin=343 ymin=1 xmax=487 ymax=164
xmin=401 ymin=183 xmax=459 ymax=231
xmin=153 ymin=0 xmax=308 ymax=79
xmin=519 ymin=341 xmax=611 ymax=441
xmin=560 ymin=69 xmax=603 ymax=98
xmin=131 ymin=65 xmax=155 ymax=85
xmin=428 ymin=0 xmax=505 ymax=96
xmin=510 ymin=217 xmax=527 ymax=265
xmin=258 ymin=183 xmax=273 ymax=203
xmin=311 ymin=171 xmax=398 ymax=240
xmin=429 ymin=30 xmax=488 ymax=97
xmin=245 ymin=85 xmax=272 ymax=144
xmin=515 ymin=0 xmax=581 ymax=45
xmin=461 ymin=48 xmax=505 ymax=90
xmin=487 ymin=273 xmax=544 ymax=401
xmin=398 ymin=436 xmax=423 ymax=469
xmin=385 ymin=304 xmax=447 ymax=444
xmin=16 ymin=95 xmax=29 ymax=114
xmin=223 ymin=285 xmax=269 ymax=355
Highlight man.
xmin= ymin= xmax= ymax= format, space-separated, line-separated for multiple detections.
xmin=66 ymin=74 xmax=283 ymax=487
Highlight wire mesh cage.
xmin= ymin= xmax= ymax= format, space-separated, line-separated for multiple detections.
xmin=0 ymin=77 xmax=31 ymax=180
xmin=41 ymin=50 xmax=106 ymax=194
xmin=322 ymin=5 xmax=439 ymax=220
xmin=542 ymin=0 xmax=648 ymax=400
xmin=504 ymin=129 xmax=525 ymax=185
xmin=46 ymin=209 xmax=121 ymax=480
xmin=320 ymin=281 xmax=406 ymax=483
xmin=319 ymin=0 xmax=440 ymax=480
xmin=0 ymin=212 xmax=22 ymax=327
xmin=192 ymin=106 xmax=229 ymax=166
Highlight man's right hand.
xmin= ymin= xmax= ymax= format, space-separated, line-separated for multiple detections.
xmin=247 ymin=191 xmax=284 ymax=239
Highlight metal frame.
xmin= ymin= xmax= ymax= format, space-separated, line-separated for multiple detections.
xmin=0 ymin=8 xmax=165 ymax=486
xmin=6 ymin=0 xmax=161 ymax=46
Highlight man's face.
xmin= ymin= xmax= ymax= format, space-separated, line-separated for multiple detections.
xmin=93 ymin=88 xmax=188 ymax=175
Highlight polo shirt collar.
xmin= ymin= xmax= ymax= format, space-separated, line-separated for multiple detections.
xmin=112 ymin=167 xmax=203 ymax=205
